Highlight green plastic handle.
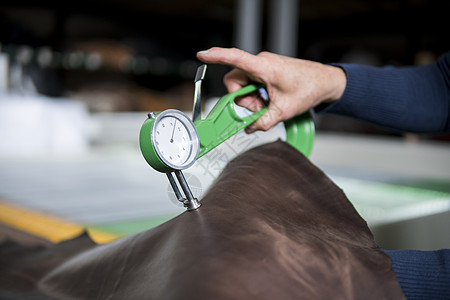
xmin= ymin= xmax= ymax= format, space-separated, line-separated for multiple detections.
xmin=284 ymin=112 xmax=315 ymax=157
xmin=195 ymin=84 xmax=315 ymax=158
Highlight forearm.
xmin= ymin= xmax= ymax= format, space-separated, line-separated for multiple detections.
xmin=318 ymin=53 xmax=450 ymax=133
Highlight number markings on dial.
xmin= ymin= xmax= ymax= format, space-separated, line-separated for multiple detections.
xmin=154 ymin=116 xmax=192 ymax=166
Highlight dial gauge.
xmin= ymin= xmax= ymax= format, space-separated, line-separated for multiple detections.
xmin=151 ymin=109 xmax=199 ymax=170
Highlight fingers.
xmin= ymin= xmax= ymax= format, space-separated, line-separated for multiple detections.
xmin=198 ymin=47 xmax=266 ymax=106
xmin=198 ymin=47 xmax=265 ymax=91
xmin=223 ymin=68 xmax=249 ymax=93
xmin=245 ymin=104 xmax=282 ymax=133
xmin=197 ymin=47 xmax=261 ymax=74
xmin=235 ymin=94 xmax=264 ymax=112
xmin=197 ymin=47 xmax=282 ymax=133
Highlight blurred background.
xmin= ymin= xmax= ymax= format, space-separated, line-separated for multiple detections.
xmin=0 ymin=0 xmax=449 ymax=249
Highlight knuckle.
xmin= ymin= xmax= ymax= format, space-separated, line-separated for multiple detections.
xmin=257 ymin=51 xmax=270 ymax=57
xmin=223 ymin=72 xmax=232 ymax=82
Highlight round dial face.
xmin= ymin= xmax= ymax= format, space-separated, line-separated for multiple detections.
xmin=152 ymin=110 xmax=199 ymax=170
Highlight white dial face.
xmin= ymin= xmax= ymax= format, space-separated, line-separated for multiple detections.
xmin=152 ymin=110 xmax=199 ymax=170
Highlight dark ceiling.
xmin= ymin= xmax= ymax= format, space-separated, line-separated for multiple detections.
xmin=1 ymin=0 xmax=447 ymax=61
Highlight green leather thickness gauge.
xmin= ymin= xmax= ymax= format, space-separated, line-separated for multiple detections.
xmin=139 ymin=64 xmax=315 ymax=210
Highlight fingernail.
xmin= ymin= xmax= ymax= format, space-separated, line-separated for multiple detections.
xmin=197 ymin=50 xmax=209 ymax=57
xmin=245 ymin=126 xmax=255 ymax=134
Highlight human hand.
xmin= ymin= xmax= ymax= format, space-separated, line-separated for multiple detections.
xmin=197 ymin=47 xmax=346 ymax=133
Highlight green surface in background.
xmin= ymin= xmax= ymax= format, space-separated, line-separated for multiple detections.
xmin=88 ymin=213 xmax=179 ymax=238
xmin=333 ymin=176 xmax=450 ymax=224
xmin=389 ymin=178 xmax=450 ymax=194
xmin=87 ymin=178 xmax=450 ymax=238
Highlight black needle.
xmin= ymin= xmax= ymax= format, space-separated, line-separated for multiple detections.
xmin=170 ymin=120 xmax=176 ymax=143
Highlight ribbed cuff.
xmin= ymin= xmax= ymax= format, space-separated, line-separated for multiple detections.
xmin=383 ymin=249 xmax=450 ymax=299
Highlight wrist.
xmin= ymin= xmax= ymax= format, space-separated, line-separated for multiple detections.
xmin=323 ymin=65 xmax=347 ymax=103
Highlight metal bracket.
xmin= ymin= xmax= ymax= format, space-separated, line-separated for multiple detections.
xmin=192 ymin=64 xmax=207 ymax=122
xmin=167 ymin=171 xmax=201 ymax=211
xmin=163 ymin=65 xmax=206 ymax=211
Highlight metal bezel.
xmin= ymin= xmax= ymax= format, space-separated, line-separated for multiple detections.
xmin=151 ymin=109 xmax=200 ymax=170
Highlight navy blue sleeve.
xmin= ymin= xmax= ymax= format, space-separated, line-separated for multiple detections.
xmin=318 ymin=52 xmax=450 ymax=133
xmin=383 ymin=249 xmax=450 ymax=299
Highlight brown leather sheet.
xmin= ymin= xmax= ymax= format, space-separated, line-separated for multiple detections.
xmin=0 ymin=141 xmax=405 ymax=299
